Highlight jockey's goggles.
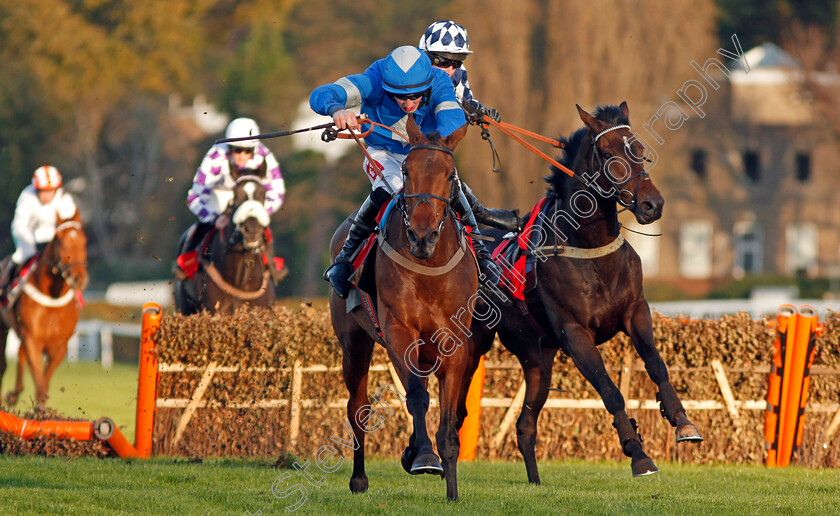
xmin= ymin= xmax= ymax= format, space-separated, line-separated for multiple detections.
xmin=230 ymin=146 xmax=255 ymax=155
xmin=389 ymin=90 xmax=427 ymax=101
xmin=428 ymin=53 xmax=464 ymax=69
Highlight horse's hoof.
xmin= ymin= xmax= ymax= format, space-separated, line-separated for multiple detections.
xmin=676 ymin=423 xmax=704 ymax=443
xmin=410 ymin=452 xmax=444 ymax=476
xmin=631 ymin=457 xmax=659 ymax=477
xmin=349 ymin=476 xmax=368 ymax=494
xmin=4 ymin=392 xmax=18 ymax=406
xmin=401 ymin=447 xmax=416 ymax=474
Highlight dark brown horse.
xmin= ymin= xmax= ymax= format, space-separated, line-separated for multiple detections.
xmin=175 ymin=175 xmax=275 ymax=314
xmin=0 ymin=210 xmax=88 ymax=405
xmin=330 ymin=118 xmax=482 ymax=500
xmin=473 ymin=102 xmax=702 ymax=481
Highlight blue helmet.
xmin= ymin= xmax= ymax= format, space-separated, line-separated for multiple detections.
xmin=381 ymin=46 xmax=433 ymax=95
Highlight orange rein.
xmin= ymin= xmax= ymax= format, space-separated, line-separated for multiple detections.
xmin=478 ymin=116 xmax=575 ymax=178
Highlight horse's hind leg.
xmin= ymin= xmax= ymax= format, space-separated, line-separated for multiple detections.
xmin=558 ymin=323 xmax=657 ymax=477
xmin=6 ymin=344 xmax=27 ymax=406
xmin=337 ymin=324 xmax=374 ymax=493
xmin=513 ymin=343 xmax=558 ymax=485
xmin=626 ymin=302 xmax=703 ymax=443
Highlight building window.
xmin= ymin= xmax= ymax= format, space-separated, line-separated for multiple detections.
xmin=743 ymin=150 xmax=760 ymax=182
xmin=679 ymin=220 xmax=713 ymax=279
xmin=690 ymin=149 xmax=706 ymax=178
xmin=786 ymin=222 xmax=818 ymax=276
xmin=795 ymin=152 xmax=811 ymax=182
xmin=733 ymin=220 xmax=763 ymax=279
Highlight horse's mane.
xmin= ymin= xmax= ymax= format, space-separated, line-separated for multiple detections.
xmin=546 ymin=104 xmax=629 ymax=197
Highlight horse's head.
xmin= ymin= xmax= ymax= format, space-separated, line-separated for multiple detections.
xmin=50 ymin=211 xmax=88 ymax=291
xmin=576 ymin=102 xmax=664 ymax=224
xmin=401 ymin=117 xmax=467 ymax=259
xmin=228 ymin=175 xmax=269 ymax=251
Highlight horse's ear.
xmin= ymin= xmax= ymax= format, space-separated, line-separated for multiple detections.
xmin=443 ymin=123 xmax=468 ymax=151
xmin=619 ymin=101 xmax=629 ymax=121
xmin=576 ymin=104 xmax=605 ymax=134
xmin=406 ymin=115 xmax=424 ymax=145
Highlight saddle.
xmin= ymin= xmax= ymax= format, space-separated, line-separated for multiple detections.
xmin=0 ymin=255 xmax=39 ymax=309
xmin=176 ymin=227 xmax=285 ymax=281
xmin=489 ymin=197 xmax=549 ymax=300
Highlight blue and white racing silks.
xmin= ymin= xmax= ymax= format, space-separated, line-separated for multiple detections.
xmin=309 ymin=59 xmax=466 ymax=155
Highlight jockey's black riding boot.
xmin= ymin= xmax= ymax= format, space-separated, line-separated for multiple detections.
xmin=454 ymin=189 xmax=502 ymax=287
xmin=325 ymin=189 xmax=389 ymax=299
xmin=0 ymin=261 xmax=21 ymax=300
xmin=460 ymin=180 xmax=522 ymax=232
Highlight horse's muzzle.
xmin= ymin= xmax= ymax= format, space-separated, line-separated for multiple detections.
xmin=407 ymin=228 xmax=440 ymax=259
xmin=636 ymin=195 xmax=664 ymax=224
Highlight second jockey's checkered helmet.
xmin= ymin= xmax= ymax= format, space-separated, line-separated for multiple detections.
xmin=225 ymin=117 xmax=260 ymax=149
xmin=419 ymin=20 xmax=472 ymax=56
xmin=32 ymin=165 xmax=62 ymax=190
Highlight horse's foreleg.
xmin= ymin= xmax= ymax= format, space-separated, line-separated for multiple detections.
xmin=386 ymin=327 xmax=441 ymax=476
xmin=626 ymin=302 xmax=703 ymax=443
xmin=41 ymin=344 xmax=67 ymax=405
xmin=21 ymin=336 xmax=48 ymax=405
xmin=437 ymin=353 xmax=477 ymax=502
xmin=560 ymin=324 xmax=657 ymax=477
xmin=340 ymin=330 xmax=375 ymax=494
xmin=514 ymin=347 xmax=557 ymax=485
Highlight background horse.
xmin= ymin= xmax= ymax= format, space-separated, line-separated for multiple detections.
xmin=329 ymin=119 xmax=481 ymax=501
xmin=473 ymin=102 xmax=702 ymax=482
xmin=175 ymin=175 xmax=275 ymax=314
xmin=0 ymin=210 xmax=88 ymax=406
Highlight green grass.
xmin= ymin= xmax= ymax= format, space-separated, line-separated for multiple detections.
xmin=1 ymin=360 xmax=139 ymax=442
xmin=0 ymin=457 xmax=839 ymax=515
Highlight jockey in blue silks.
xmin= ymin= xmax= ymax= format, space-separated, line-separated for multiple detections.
xmin=310 ymin=45 xmax=502 ymax=299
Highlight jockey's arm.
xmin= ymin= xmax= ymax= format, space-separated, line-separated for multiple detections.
xmin=262 ymin=151 xmax=286 ymax=216
xmin=187 ymin=148 xmax=228 ymax=223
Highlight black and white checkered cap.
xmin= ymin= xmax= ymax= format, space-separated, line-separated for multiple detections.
xmin=419 ymin=20 xmax=472 ymax=54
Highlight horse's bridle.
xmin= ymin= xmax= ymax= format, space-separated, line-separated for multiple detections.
xmin=398 ymin=144 xmax=458 ymax=232
xmin=50 ymin=221 xmax=86 ymax=281
xmin=587 ymin=124 xmax=651 ymax=212
xmin=226 ymin=175 xmax=268 ymax=252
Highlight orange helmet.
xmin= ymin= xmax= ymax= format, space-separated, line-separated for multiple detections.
xmin=32 ymin=166 xmax=62 ymax=190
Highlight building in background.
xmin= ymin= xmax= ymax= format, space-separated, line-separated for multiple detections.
xmin=625 ymin=43 xmax=840 ymax=296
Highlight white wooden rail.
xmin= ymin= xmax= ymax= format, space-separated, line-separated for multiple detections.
xmin=156 ymin=360 xmax=840 ymax=451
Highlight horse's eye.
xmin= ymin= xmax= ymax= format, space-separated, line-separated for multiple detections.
xmin=604 ymin=153 xmax=612 ymax=159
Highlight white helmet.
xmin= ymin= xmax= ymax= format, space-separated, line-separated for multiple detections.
xmin=225 ymin=117 xmax=260 ymax=149
xmin=419 ymin=21 xmax=472 ymax=55
xmin=32 ymin=165 xmax=62 ymax=190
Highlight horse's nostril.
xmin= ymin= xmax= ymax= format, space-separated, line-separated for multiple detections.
xmin=407 ymin=229 xmax=419 ymax=245
xmin=642 ymin=201 xmax=654 ymax=213
xmin=427 ymin=230 xmax=440 ymax=245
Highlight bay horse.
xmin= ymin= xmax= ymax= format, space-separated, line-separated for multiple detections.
xmin=330 ymin=118 xmax=481 ymax=501
xmin=473 ymin=102 xmax=702 ymax=481
xmin=174 ymin=175 xmax=275 ymax=314
xmin=0 ymin=210 xmax=88 ymax=406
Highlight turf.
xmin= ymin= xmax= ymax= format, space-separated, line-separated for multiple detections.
xmin=0 ymin=457 xmax=838 ymax=515
xmin=1 ymin=360 xmax=139 ymax=443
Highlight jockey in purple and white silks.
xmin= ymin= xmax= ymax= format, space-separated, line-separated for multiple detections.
xmin=310 ymin=45 xmax=502 ymax=299
xmin=175 ymin=117 xmax=286 ymax=280
xmin=187 ymin=117 xmax=285 ymax=226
